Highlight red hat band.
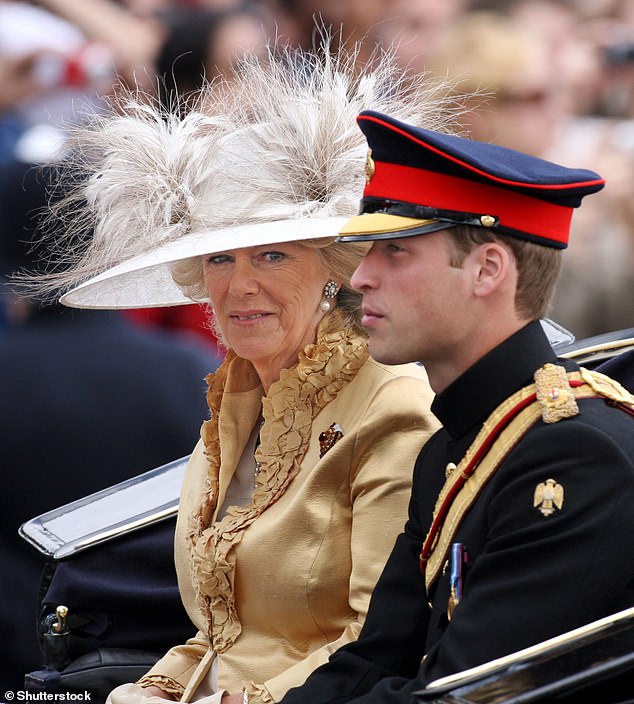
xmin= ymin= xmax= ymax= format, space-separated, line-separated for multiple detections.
xmin=364 ymin=160 xmax=573 ymax=247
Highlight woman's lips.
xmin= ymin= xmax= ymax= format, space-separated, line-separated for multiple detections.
xmin=229 ymin=310 xmax=273 ymax=324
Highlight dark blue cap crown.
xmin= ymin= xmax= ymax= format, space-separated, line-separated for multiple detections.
xmin=344 ymin=110 xmax=605 ymax=248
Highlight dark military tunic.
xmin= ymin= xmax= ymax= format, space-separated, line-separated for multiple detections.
xmin=281 ymin=321 xmax=634 ymax=704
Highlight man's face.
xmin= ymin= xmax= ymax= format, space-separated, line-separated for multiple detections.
xmin=350 ymin=231 xmax=471 ymax=370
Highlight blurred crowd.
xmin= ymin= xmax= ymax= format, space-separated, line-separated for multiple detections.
xmin=2 ymin=0 xmax=634 ymax=337
xmin=1 ymin=0 xmax=633 ymax=689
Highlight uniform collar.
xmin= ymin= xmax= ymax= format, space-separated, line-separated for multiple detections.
xmin=431 ymin=321 xmax=559 ymax=439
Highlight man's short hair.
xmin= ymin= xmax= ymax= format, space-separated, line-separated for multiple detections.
xmin=445 ymin=225 xmax=562 ymax=320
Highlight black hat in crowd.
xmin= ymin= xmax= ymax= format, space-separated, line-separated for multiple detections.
xmin=338 ymin=110 xmax=605 ymax=249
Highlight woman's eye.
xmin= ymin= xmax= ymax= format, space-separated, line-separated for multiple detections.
xmin=261 ymin=251 xmax=285 ymax=262
xmin=387 ymin=243 xmax=405 ymax=254
xmin=206 ymin=254 xmax=232 ymax=265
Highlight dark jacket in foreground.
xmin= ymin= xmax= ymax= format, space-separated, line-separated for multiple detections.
xmin=281 ymin=321 xmax=634 ymax=704
xmin=0 ymin=307 xmax=215 ymax=690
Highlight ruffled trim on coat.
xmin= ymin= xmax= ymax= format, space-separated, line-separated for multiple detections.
xmin=188 ymin=324 xmax=369 ymax=653
xmin=136 ymin=674 xmax=185 ymax=698
xmin=247 ymin=682 xmax=274 ymax=704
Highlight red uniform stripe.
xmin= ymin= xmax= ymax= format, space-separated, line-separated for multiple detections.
xmin=419 ymin=380 xmax=587 ymax=573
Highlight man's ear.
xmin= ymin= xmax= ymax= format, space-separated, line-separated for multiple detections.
xmin=472 ymin=242 xmax=513 ymax=297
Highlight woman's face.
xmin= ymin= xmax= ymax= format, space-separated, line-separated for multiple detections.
xmin=202 ymin=243 xmax=330 ymax=385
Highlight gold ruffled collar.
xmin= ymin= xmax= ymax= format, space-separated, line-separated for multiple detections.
xmin=188 ymin=324 xmax=369 ymax=652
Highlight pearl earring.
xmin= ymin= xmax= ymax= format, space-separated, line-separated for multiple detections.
xmin=320 ymin=280 xmax=339 ymax=313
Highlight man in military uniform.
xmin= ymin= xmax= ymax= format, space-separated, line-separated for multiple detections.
xmin=278 ymin=112 xmax=634 ymax=704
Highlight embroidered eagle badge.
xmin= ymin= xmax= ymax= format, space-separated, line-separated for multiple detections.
xmin=534 ymin=478 xmax=564 ymax=517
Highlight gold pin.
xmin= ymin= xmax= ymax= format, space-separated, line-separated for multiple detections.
xmin=365 ymin=149 xmax=375 ymax=184
xmin=480 ymin=214 xmax=496 ymax=227
xmin=445 ymin=462 xmax=457 ymax=478
xmin=51 ymin=605 xmax=69 ymax=634
xmin=447 ymin=587 xmax=460 ymax=621
xmin=534 ymin=478 xmax=564 ymax=517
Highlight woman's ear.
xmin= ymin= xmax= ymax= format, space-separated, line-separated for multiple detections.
xmin=471 ymin=241 xmax=514 ymax=298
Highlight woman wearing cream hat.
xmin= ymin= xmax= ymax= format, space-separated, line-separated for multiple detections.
xmin=33 ymin=39 xmax=460 ymax=704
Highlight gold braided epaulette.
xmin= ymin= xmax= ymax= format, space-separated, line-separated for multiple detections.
xmin=535 ymin=363 xmax=579 ymax=423
xmin=535 ymin=364 xmax=634 ymax=423
xmin=579 ymin=367 xmax=634 ymax=408
xmin=421 ymin=363 xmax=634 ymax=593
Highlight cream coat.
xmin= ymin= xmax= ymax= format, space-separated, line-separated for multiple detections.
xmin=140 ymin=331 xmax=438 ymax=702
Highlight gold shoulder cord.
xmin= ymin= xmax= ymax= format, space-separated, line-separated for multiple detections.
xmin=423 ymin=364 xmax=634 ymax=592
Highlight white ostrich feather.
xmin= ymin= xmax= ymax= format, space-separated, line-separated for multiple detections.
xmin=28 ymin=33 xmax=465 ymax=300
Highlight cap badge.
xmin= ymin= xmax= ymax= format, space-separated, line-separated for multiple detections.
xmin=480 ymin=215 xmax=496 ymax=228
xmin=319 ymin=423 xmax=344 ymax=458
xmin=534 ymin=478 xmax=564 ymax=517
xmin=365 ymin=149 xmax=375 ymax=184
xmin=534 ymin=363 xmax=579 ymax=423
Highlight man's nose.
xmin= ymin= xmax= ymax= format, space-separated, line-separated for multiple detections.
xmin=350 ymin=252 xmax=377 ymax=292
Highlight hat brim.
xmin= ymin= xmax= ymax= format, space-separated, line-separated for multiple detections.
xmin=337 ymin=212 xmax=454 ymax=242
xmin=60 ymin=216 xmax=348 ymax=309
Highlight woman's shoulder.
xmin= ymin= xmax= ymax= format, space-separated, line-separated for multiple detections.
xmin=340 ymin=357 xmax=435 ymax=414
xmin=327 ymin=357 xmax=438 ymax=441
xmin=356 ymin=358 xmax=431 ymax=385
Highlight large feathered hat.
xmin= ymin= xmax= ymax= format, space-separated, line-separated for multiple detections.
xmin=38 ymin=37 xmax=463 ymax=309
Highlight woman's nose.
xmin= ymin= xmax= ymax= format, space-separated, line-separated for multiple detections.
xmin=228 ymin=259 xmax=259 ymax=296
